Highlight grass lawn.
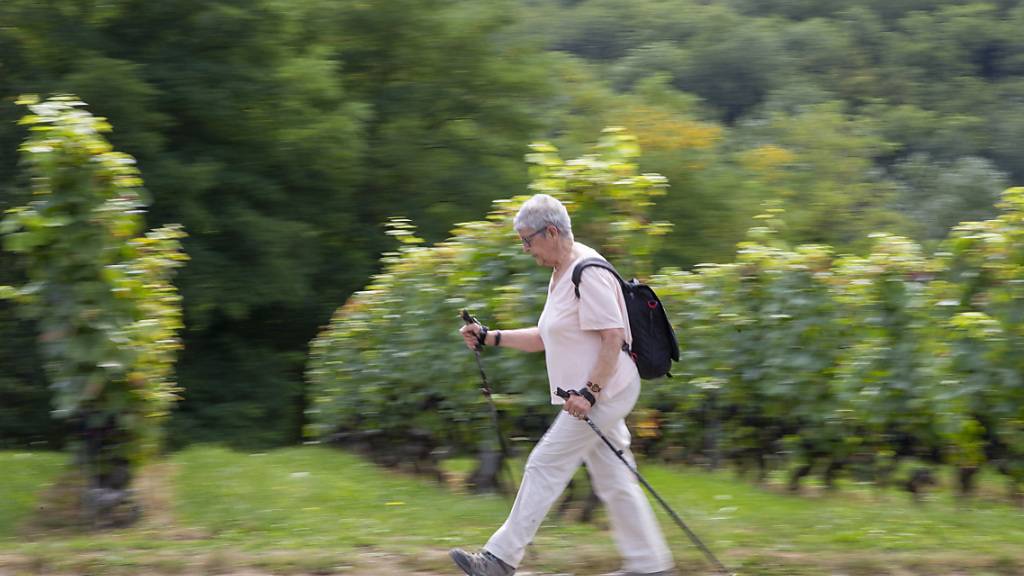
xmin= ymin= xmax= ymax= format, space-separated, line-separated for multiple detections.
xmin=2 ymin=446 xmax=1023 ymax=575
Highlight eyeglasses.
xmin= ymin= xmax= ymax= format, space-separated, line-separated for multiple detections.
xmin=520 ymin=227 xmax=547 ymax=248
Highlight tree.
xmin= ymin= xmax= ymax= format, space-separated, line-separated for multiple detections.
xmin=733 ymin=102 xmax=908 ymax=252
xmin=1 ymin=96 xmax=187 ymax=526
xmin=940 ymin=187 xmax=1024 ymax=501
xmin=831 ymin=235 xmax=946 ymax=487
xmin=890 ymin=154 xmax=1006 ymax=242
xmin=676 ymin=16 xmax=787 ymax=122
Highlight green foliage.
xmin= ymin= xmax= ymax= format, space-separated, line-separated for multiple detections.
xmin=306 ymin=82 xmax=1024 ymax=493
xmin=3 ymin=0 xmax=1024 ymax=453
xmin=940 ymin=187 xmax=1024 ymax=477
xmin=646 ymin=193 xmax=1024 ymax=491
xmin=522 ymin=0 xmax=1024 ymax=207
xmin=890 ymin=154 xmax=1005 ymax=242
xmin=649 ymin=214 xmax=846 ymax=474
xmin=735 ymin=102 xmax=907 ymax=252
xmin=0 ymin=0 xmax=562 ymax=448
xmin=0 ymin=95 xmax=187 ymax=466
xmin=830 ymin=235 xmax=945 ymax=465
xmin=0 ymin=302 xmax=51 ymax=448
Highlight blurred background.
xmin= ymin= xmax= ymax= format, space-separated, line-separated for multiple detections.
xmin=2 ymin=1 xmax=1024 ymax=574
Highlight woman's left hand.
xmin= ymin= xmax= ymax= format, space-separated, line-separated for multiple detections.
xmin=563 ymin=394 xmax=592 ymax=420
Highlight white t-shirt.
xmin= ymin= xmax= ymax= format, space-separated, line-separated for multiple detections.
xmin=538 ymin=243 xmax=639 ymax=404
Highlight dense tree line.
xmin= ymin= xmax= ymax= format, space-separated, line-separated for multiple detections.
xmin=3 ymin=0 xmax=1023 ymax=449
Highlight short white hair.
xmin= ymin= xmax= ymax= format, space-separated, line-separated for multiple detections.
xmin=513 ymin=194 xmax=572 ymax=238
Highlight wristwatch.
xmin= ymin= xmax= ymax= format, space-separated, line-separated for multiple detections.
xmin=586 ymin=380 xmax=602 ymax=393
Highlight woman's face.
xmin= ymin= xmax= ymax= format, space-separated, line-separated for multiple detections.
xmin=519 ymin=225 xmax=560 ymax=267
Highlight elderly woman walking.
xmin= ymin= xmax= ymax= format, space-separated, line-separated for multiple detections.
xmin=450 ymin=194 xmax=676 ymax=576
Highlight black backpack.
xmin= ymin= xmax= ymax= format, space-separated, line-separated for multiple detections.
xmin=571 ymin=257 xmax=679 ymax=379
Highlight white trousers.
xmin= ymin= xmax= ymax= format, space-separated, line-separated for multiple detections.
xmin=485 ymin=379 xmax=674 ymax=573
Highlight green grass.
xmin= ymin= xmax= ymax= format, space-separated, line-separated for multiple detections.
xmin=172 ymin=445 xmax=519 ymax=551
xmin=2 ymin=445 xmax=1023 ymax=575
xmin=0 ymin=450 xmax=67 ymax=538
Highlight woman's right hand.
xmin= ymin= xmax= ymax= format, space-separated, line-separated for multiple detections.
xmin=460 ymin=322 xmax=482 ymax=350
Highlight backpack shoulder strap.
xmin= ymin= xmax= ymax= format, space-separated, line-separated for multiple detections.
xmin=571 ymin=257 xmax=624 ymax=299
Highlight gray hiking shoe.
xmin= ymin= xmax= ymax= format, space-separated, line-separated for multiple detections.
xmin=449 ymin=548 xmax=515 ymax=576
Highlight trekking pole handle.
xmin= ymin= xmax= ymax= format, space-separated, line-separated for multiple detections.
xmin=556 ymin=388 xmax=623 ymax=456
xmin=460 ymin=309 xmax=485 ymax=351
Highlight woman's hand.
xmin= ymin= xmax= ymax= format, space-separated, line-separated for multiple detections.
xmin=563 ymin=393 xmax=593 ymax=420
xmin=459 ymin=323 xmax=482 ymax=350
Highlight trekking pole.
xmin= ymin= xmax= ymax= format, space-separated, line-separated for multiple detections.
xmin=461 ymin=309 xmax=518 ymax=497
xmin=556 ymin=387 xmax=737 ymax=576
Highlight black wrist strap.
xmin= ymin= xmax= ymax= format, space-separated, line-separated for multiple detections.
xmin=576 ymin=387 xmax=597 ymax=407
xmin=494 ymin=330 xmax=501 ymax=347
xmin=555 ymin=387 xmax=596 ymax=407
